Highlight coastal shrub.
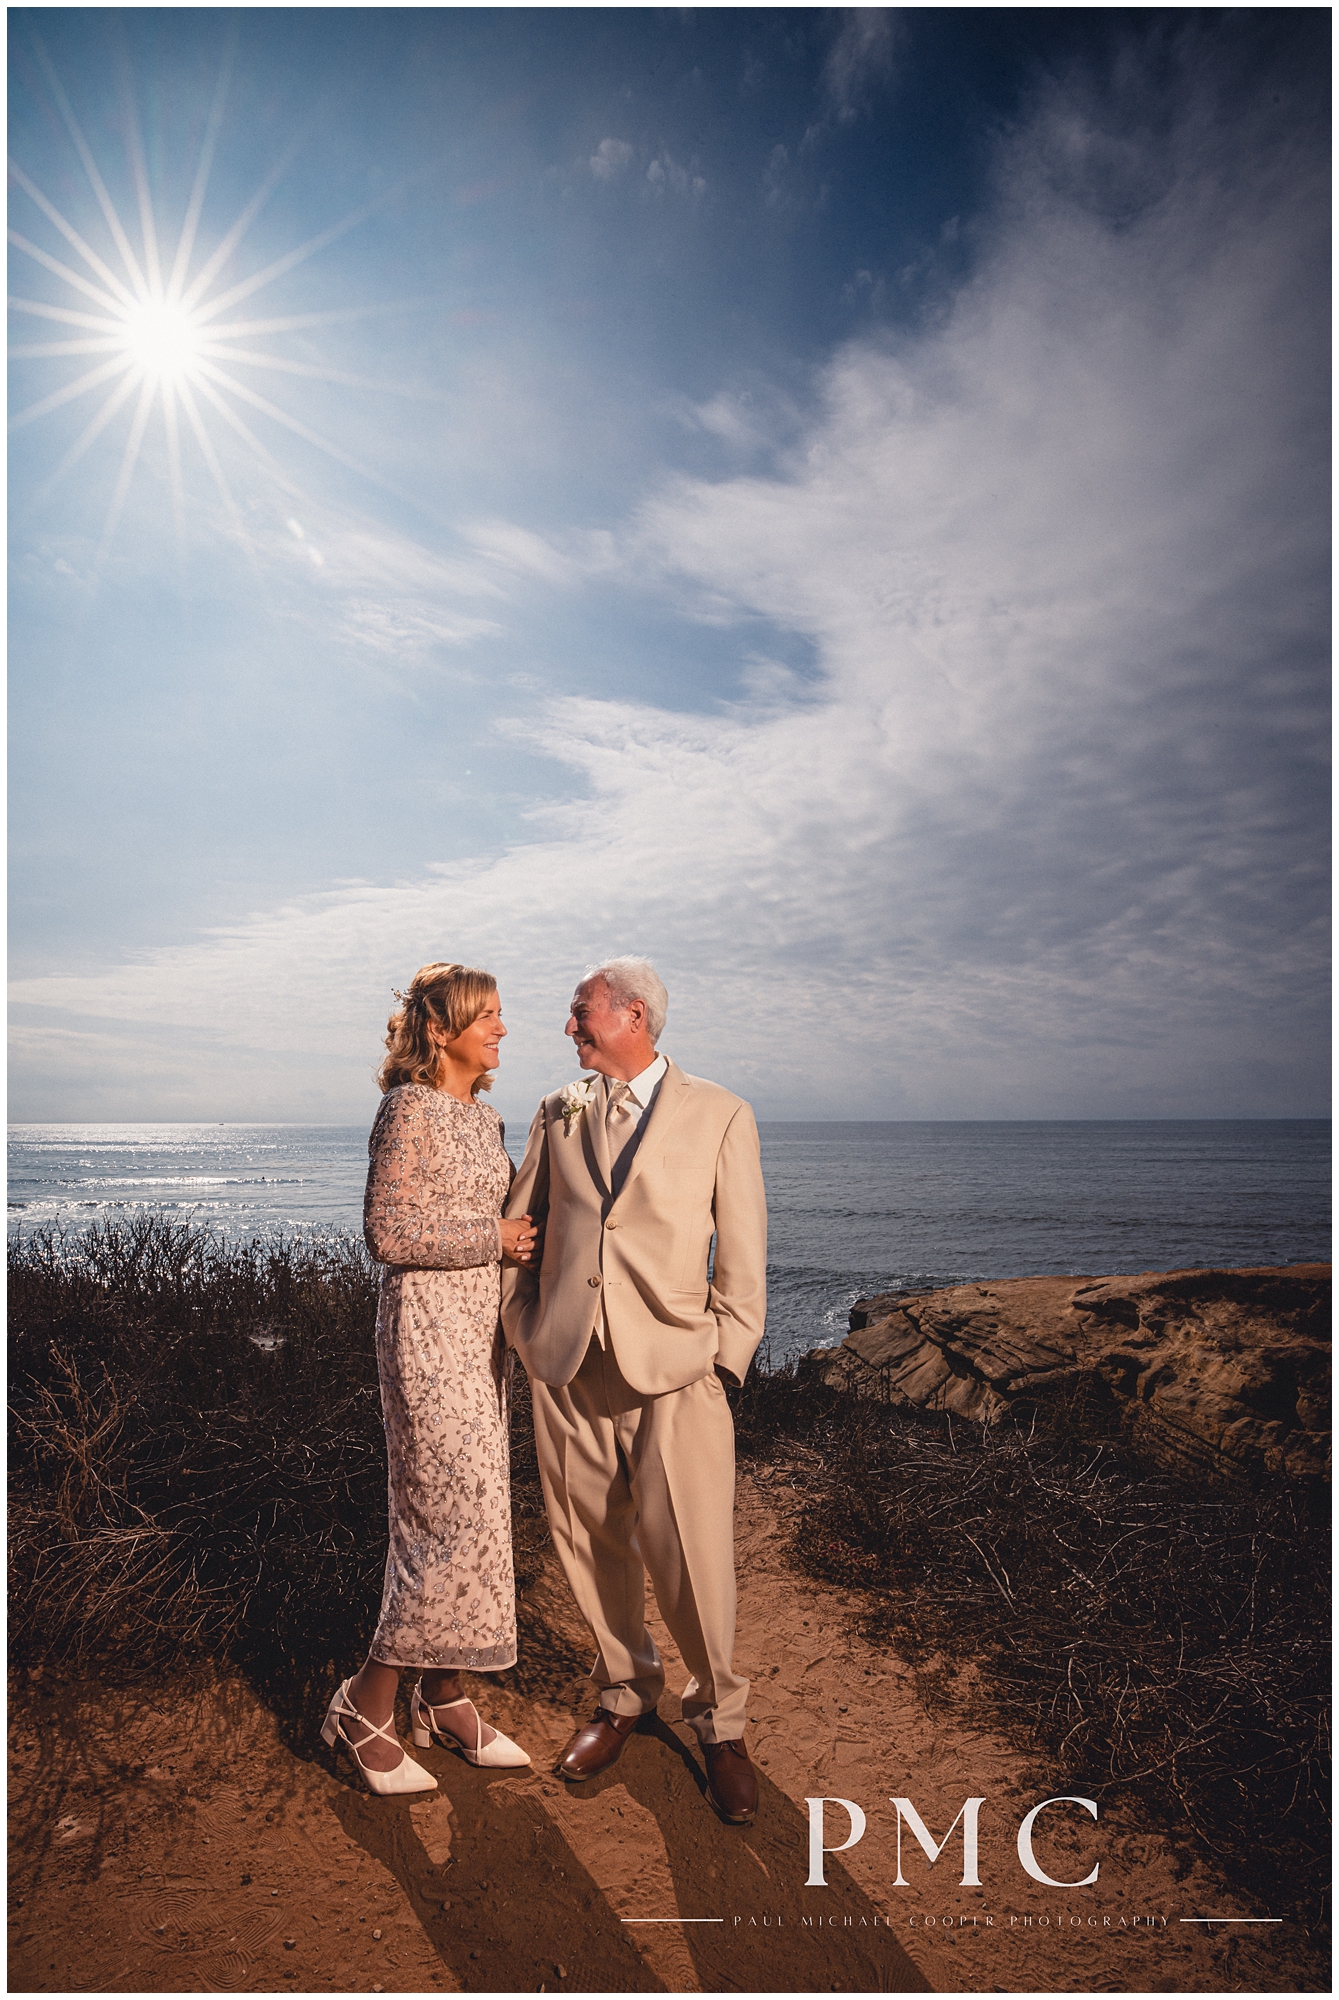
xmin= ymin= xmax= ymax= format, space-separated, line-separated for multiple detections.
xmin=8 ymin=1219 xmax=1328 ymax=1936
xmin=9 ymin=1217 xmax=387 ymax=1714
xmin=730 ymin=1364 xmax=1329 ymax=1939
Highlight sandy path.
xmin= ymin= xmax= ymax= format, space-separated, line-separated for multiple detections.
xmin=8 ymin=1468 xmax=1318 ymax=1993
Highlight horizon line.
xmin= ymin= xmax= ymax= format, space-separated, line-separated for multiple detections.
xmin=7 ymin=1114 xmax=1332 ymax=1129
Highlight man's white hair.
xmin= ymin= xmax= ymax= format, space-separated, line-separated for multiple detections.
xmin=582 ymin=955 xmax=669 ymax=1044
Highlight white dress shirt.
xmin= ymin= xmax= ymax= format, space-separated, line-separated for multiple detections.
xmin=614 ymin=1052 xmax=667 ymax=1129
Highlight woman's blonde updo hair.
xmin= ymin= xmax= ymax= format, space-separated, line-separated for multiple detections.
xmin=377 ymin=962 xmax=498 ymax=1095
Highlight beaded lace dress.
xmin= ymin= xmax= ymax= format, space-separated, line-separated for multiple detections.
xmin=363 ymin=1083 xmax=516 ymax=1669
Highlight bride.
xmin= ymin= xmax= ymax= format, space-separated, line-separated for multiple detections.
xmin=321 ymin=961 xmax=538 ymax=1794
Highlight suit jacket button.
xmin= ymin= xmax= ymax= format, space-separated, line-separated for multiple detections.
xmin=588 ymin=1275 xmax=601 ymax=1287
xmin=605 ymin=1219 xmax=618 ymax=1229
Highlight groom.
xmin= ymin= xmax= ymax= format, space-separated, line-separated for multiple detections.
xmin=501 ymin=956 xmax=767 ymax=1823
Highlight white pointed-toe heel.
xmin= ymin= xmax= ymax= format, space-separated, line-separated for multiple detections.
xmin=320 ymin=1678 xmax=438 ymax=1796
xmin=410 ymin=1680 xmax=532 ymax=1768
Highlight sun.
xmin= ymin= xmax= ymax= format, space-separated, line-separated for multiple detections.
xmin=9 ymin=31 xmax=422 ymax=558
xmin=118 ymin=299 xmax=207 ymax=384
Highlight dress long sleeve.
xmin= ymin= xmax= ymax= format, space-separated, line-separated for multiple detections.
xmin=364 ymin=1086 xmax=503 ymax=1269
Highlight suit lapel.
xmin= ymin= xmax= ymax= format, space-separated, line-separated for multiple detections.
xmin=549 ymin=1082 xmax=612 ymax=1196
xmin=612 ymin=1058 xmax=689 ymax=1205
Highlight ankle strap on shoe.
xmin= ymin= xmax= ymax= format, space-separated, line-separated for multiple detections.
xmin=334 ymin=1684 xmax=400 ymax=1748
xmin=414 ymin=1679 xmax=470 ymax=1717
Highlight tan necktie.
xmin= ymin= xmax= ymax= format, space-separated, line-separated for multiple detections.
xmin=606 ymin=1081 xmax=638 ymax=1184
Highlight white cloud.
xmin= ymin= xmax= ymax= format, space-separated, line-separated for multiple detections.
xmin=762 ymin=143 xmax=789 ymax=208
xmin=590 ymin=138 xmax=634 ymax=181
xmin=462 ymin=518 xmax=576 ymax=586
xmin=646 ymin=153 xmax=706 ymax=199
xmin=823 ymin=10 xmax=897 ymax=123
xmin=10 ymin=58 xmax=1327 ymax=1122
xmin=684 ymin=392 xmax=767 ymax=451
xmin=265 ymin=512 xmax=510 ymax=656
xmin=338 ymin=598 xmax=499 ymax=653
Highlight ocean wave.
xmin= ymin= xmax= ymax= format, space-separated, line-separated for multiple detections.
xmin=45 ymin=1175 xmax=305 ymax=1190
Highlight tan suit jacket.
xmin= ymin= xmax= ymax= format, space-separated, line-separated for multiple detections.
xmin=501 ymin=1059 xmax=767 ymax=1397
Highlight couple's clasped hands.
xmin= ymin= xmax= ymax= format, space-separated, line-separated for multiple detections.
xmin=500 ymin=1212 xmax=541 ymax=1265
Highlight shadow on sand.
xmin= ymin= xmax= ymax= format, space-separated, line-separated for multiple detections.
xmin=327 ymin=1709 xmax=931 ymax=1993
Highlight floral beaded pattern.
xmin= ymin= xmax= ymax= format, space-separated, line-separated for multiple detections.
xmin=364 ymin=1085 xmax=517 ymax=1670
xmin=364 ymin=1084 xmax=504 ymax=1270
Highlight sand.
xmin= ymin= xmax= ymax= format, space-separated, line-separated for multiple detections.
xmin=9 ymin=1466 xmax=1322 ymax=1995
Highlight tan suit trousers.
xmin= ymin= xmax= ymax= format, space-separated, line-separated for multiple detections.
xmin=529 ymin=1331 xmax=748 ymax=1744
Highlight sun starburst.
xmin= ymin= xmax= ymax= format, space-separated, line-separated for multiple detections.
xmin=9 ymin=32 xmax=430 ymax=561
xmin=118 ymin=299 xmax=207 ymax=381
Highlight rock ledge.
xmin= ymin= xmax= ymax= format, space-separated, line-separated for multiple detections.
xmin=803 ymin=1263 xmax=1330 ymax=1482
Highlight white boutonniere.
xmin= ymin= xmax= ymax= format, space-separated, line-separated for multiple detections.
xmin=558 ymin=1078 xmax=598 ymax=1133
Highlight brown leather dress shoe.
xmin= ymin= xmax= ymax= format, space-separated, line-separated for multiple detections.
xmin=702 ymin=1738 xmax=758 ymax=1823
xmin=555 ymin=1707 xmax=640 ymax=1782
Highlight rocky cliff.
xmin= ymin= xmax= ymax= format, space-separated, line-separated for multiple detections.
xmin=803 ymin=1264 xmax=1330 ymax=1482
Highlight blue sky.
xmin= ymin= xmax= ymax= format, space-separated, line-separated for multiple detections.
xmin=8 ymin=7 xmax=1330 ymax=1125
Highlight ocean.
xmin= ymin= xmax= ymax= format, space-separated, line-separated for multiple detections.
xmin=7 ymin=1119 xmax=1329 ymax=1367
